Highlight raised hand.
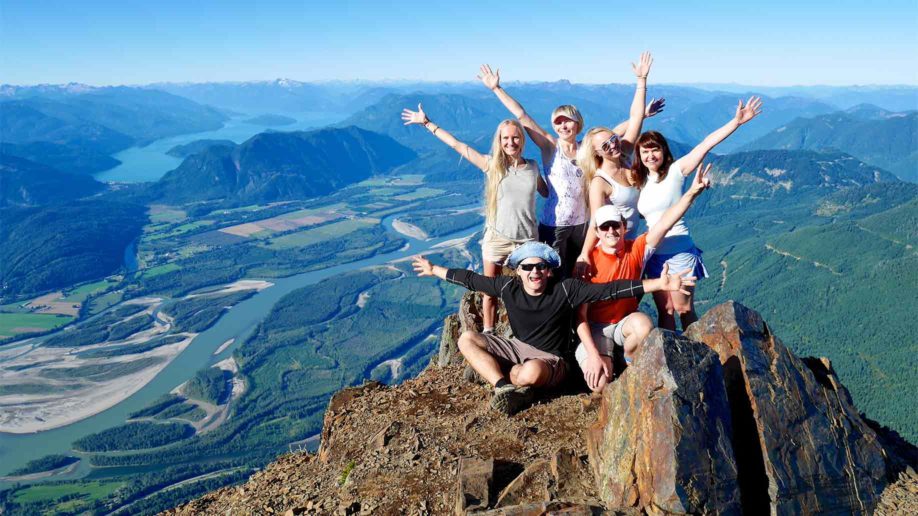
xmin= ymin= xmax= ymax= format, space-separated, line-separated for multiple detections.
xmin=401 ymin=103 xmax=428 ymax=126
xmin=734 ymin=96 xmax=763 ymax=125
xmin=477 ymin=64 xmax=500 ymax=91
xmin=645 ymin=97 xmax=666 ymax=118
xmin=659 ymin=263 xmax=696 ymax=296
xmin=632 ymin=51 xmax=653 ymax=78
xmin=412 ymin=255 xmax=434 ymax=277
xmin=688 ymin=163 xmax=713 ymax=195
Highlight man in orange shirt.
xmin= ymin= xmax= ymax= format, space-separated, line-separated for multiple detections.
xmin=575 ymin=164 xmax=712 ymax=392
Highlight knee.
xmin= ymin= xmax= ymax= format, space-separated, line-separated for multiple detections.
xmin=457 ymin=331 xmax=479 ymax=354
xmin=630 ymin=313 xmax=654 ymax=340
xmin=672 ymin=300 xmax=694 ymax=315
xmin=514 ymin=361 xmax=548 ymax=387
xmin=589 ymin=375 xmax=609 ymax=394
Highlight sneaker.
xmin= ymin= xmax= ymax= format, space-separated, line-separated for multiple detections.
xmin=463 ymin=364 xmax=487 ymax=385
xmin=490 ymin=384 xmax=535 ymax=415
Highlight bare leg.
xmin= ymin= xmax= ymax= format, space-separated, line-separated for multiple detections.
xmin=653 ymin=291 xmax=677 ymax=331
xmin=508 ymin=360 xmax=552 ymax=388
xmin=482 ymin=260 xmax=501 ymax=330
xmin=670 ymin=287 xmax=697 ymax=330
xmin=620 ymin=312 xmax=653 ymax=360
xmin=457 ymin=331 xmax=505 ymax=386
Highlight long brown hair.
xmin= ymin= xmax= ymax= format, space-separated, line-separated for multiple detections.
xmin=631 ymin=131 xmax=675 ymax=188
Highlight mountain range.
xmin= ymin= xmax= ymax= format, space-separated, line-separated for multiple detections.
xmin=742 ymin=107 xmax=917 ymax=182
xmin=150 ymin=126 xmax=416 ymax=204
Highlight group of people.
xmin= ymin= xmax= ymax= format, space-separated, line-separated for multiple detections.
xmin=404 ymin=53 xmax=763 ymax=414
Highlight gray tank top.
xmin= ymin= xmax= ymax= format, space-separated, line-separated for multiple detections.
xmin=491 ymin=159 xmax=540 ymax=241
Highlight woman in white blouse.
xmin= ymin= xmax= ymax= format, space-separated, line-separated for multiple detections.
xmin=632 ymin=97 xmax=763 ymax=331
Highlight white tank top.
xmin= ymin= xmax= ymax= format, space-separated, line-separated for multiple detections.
xmin=595 ymin=169 xmax=640 ymax=239
xmin=540 ymin=145 xmax=587 ymax=227
xmin=637 ymin=162 xmax=694 ymax=254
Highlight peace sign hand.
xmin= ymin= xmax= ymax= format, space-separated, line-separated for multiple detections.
xmin=689 ymin=163 xmax=713 ymax=195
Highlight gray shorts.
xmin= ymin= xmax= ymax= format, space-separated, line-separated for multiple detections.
xmin=481 ymin=333 xmax=567 ymax=388
xmin=574 ymin=315 xmax=634 ymax=370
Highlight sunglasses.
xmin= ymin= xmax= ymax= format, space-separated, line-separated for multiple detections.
xmin=600 ymin=133 xmax=621 ymax=154
xmin=519 ymin=262 xmax=550 ymax=272
xmin=598 ymin=221 xmax=623 ymax=231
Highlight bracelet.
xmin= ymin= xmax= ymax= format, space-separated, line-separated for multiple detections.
xmin=638 ymin=75 xmax=648 ymax=79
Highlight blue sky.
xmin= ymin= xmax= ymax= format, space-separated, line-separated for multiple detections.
xmin=2 ymin=0 xmax=916 ymax=86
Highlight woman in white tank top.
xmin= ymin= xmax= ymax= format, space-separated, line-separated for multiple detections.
xmin=631 ymin=97 xmax=764 ymax=331
xmin=573 ymin=53 xmax=658 ymax=279
xmin=477 ymin=57 xmax=664 ymax=277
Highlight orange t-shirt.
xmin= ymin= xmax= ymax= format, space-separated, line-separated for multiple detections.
xmin=587 ymin=234 xmax=652 ymax=324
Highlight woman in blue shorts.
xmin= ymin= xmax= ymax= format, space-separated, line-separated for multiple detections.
xmin=632 ymin=97 xmax=763 ymax=330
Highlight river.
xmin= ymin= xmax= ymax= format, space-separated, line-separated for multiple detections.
xmin=0 ymin=216 xmax=477 ymax=481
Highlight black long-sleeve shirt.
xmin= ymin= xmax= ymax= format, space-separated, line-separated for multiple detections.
xmin=446 ymin=269 xmax=645 ymax=357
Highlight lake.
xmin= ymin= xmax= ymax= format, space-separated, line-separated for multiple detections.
xmin=94 ymin=111 xmax=349 ymax=183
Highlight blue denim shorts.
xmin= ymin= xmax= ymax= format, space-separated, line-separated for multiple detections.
xmin=645 ymin=247 xmax=708 ymax=280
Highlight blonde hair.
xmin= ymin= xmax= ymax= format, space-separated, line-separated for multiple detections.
xmin=550 ymin=105 xmax=584 ymax=135
xmin=576 ymin=126 xmax=614 ymax=194
xmin=484 ymin=120 xmax=527 ymax=224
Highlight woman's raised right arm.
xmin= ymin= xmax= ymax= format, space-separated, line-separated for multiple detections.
xmin=401 ymin=103 xmax=489 ymax=172
xmin=573 ymin=178 xmax=609 ymax=278
xmin=478 ymin=64 xmax=556 ymax=153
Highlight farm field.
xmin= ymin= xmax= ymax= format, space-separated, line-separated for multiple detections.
xmin=262 ymin=217 xmax=379 ymax=249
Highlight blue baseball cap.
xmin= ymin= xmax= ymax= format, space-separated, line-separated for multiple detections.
xmin=507 ymin=241 xmax=561 ymax=269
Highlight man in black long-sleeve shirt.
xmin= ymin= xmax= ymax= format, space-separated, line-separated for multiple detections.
xmin=412 ymin=241 xmax=694 ymax=415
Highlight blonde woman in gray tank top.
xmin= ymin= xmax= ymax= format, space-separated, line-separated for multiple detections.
xmin=401 ymin=104 xmax=547 ymax=333
xmin=478 ymin=56 xmax=663 ymax=278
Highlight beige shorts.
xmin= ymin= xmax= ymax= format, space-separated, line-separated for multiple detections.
xmin=481 ymin=332 xmax=568 ymax=388
xmin=481 ymin=228 xmax=527 ymax=265
xmin=574 ymin=313 xmax=640 ymax=370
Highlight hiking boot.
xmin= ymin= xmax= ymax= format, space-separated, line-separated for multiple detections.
xmin=463 ymin=364 xmax=487 ymax=385
xmin=490 ymin=384 xmax=535 ymax=416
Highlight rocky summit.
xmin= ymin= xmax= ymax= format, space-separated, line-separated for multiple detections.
xmin=166 ymin=299 xmax=917 ymax=515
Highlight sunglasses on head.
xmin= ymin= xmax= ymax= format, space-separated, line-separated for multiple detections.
xmin=519 ymin=262 xmax=550 ymax=272
xmin=600 ymin=134 xmax=621 ymax=154
xmin=598 ymin=221 xmax=622 ymax=231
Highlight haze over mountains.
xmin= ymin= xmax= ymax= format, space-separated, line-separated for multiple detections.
xmin=0 ymin=78 xmax=915 ymax=515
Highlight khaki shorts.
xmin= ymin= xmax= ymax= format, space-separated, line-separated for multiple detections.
xmin=574 ymin=313 xmax=639 ymax=370
xmin=481 ymin=332 xmax=567 ymax=388
xmin=481 ymin=228 xmax=526 ymax=265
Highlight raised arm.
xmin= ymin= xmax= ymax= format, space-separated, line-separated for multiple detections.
xmin=621 ymin=52 xmax=653 ymax=147
xmin=675 ymin=96 xmax=763 ymax=175
xmin=646 ymin=164 xmax=712 ymax=248
xmin=612 ymin=97 xmax=666 ymax=136
xmin=568 ymin=267 xmax=696 ymax=305
xmin=573 ymin=178 xmax=610 ymax=278
xmin=478 ymin=64 xmax=556 ymax=153
xmin=401 ymin=103 xmax=489 ymax=171
xmin=412 ymin=255 xmax=506 ymax=297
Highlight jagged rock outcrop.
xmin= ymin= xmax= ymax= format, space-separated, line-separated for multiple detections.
xmin=166 ymin=300 xmax=915 ymax=515
xmin=439 ymin=292 xmax=511 ymax=367
xmin=685 ymin=302 xmax=888 ymax=514
xmin=587 ymin=330 xmax=740 ymax=514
